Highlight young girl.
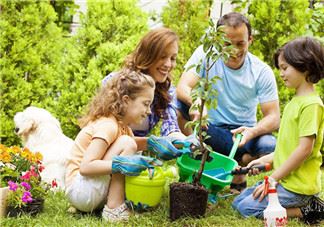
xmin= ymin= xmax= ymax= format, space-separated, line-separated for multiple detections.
xmin=65 ymin=70 xmax=159 ymax=222
xmin=232 ymin=37 xmax=324 ymax=225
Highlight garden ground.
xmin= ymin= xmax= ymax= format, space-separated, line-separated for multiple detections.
xmin=2 ymin=169 xmax=323 ymax=227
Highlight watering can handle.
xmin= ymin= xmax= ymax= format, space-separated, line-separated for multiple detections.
xmin=228 ymin=133 xmax=242 ymax=159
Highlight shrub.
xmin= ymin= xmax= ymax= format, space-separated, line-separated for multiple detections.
xmin=0 ymin=0 xmax=149 ymax=144
xmin=53 ymin=0 xmax=149 ymax=138
xmin=161 ymin=0 xmax=212 ymax=84
xmin=0 ymin=0 xmax=66 ymax=146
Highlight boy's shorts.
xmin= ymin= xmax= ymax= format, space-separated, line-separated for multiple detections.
xmin=66 ymin=173 xmax=110 ymax=212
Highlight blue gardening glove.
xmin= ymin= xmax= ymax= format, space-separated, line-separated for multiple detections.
xmin=112 ymin=155 xmax=162 ymax=176
xmin=147 ymin=135 xmax=191 ymax=161
xmin=172 ymin=134 xmax=200 ymax=153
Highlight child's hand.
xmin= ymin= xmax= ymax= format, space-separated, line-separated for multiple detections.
xmin=246 ymin=159 xmax=269 ymax=176
xmin=252 ymin=176 xmax=276 ymax=202
xmin=252 ymin=182 xmax=266 ymax=202
xmin=247 ymin=160 xmax=263 ymax=175
xmin=232 ymin=163 xmax=271 ymax=175
xmin=112 ymin=155 xmax=162 ymax=176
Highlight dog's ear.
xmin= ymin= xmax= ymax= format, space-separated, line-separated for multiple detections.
xmin=16 ymin=118 xmax=37 ymax=136
xmin=28 ymin=118 xmax=37 ymax=131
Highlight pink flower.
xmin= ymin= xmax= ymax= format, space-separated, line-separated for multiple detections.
xmin=29 ymin=168 xmax=38 ymax=177
xmin=20 ymin=182 xmax=31 ymax=191
xmin=21 ymin=169 xmax=38 ymax=180
xmin=21 ymin=171 xmax=31 ymax=180
xmin=21 ymin=191 xmax=33 ymax=203
xmin=8 ymin=181 xmax=18 ymax=191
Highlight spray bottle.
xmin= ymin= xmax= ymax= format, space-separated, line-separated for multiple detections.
xmin=263 ymin=176 xmax=287 ymax=227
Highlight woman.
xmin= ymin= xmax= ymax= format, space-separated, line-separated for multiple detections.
xmin=103 ymin=27 xmax=186 ymax=151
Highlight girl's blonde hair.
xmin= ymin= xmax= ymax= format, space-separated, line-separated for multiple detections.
xmin=124 ymin=27 xmax=179 ymax=118
xmin=79 ymin=69 xmax=155 ymax=128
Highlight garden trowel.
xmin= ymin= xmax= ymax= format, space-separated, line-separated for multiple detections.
xmin=205 ymin=163 xmax=272 ymax=180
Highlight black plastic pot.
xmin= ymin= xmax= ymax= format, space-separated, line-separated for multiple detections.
xmin=7 ymin=198 xmax=44 ymax=217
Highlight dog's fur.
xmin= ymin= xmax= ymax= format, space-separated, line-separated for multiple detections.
xmin=14 ymin=106 xmax=73 ymax=190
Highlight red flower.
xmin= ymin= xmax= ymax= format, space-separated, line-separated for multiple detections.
xmin=52 ymin=179 xmax=58 ymax=188
xmin=39 ymin=165 xmax=45 ymax=172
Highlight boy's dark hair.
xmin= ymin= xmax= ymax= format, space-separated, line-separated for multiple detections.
xmin=274 ymin=37 xmax=324 ymax=84
xmin=217 ymin=12 xmax=252 ymax=37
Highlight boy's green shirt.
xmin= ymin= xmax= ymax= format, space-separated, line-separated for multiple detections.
xmin=274 ymin=93 xmax=324 ymax=195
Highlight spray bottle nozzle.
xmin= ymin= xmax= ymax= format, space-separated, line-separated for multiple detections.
xmin=264 ymin=176 xmax=278 ymax=195
xmin=264 ymin=176 xmax=269 ymax=195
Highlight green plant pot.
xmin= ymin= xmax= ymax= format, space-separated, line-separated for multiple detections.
xmin=7 ymin=198 xmax=44 ymax=217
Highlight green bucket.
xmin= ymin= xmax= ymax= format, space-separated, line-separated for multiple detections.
xmin=176 ymin=134 xmax=241 ymax=194
xmin=125 ymin=166 xmax=177 ymax=207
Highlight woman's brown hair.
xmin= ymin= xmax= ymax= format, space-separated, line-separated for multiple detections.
xmin=124 ymin=27 xmax=179 ymax=118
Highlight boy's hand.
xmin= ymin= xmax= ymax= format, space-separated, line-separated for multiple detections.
xmin=247 ymin=159 xmax=264 ymax=176
xmin=247 ymin=159 xmax=272 ymax=176
xmin=252 ymin=182 xmax=266 ymax=202
xmin=112 ymin=155 xmax=162 ymax=176
xmin=253 ymin=176 xmax=277 ymax=202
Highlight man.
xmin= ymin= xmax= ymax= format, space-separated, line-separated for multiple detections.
xmin=176 ymin=12 xmax=280 ymax=193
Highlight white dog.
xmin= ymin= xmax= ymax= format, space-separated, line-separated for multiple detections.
xmin=14 ymin=106 xmax=73 ymax=190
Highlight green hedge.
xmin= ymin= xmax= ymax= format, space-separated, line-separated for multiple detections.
xmin=0 ymin=0 xmax=148 ymax=145
xmin=1 ymin=0 xmax=323 ymax=147
xmin=52 ymin=0 xmax=149 ymax=139
xmin=161 ymin=0 xmax=212 ymax=83
xmin=0 ymin=0 xmax=66 ymax=145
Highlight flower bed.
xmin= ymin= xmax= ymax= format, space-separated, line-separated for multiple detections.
xmin=0 ymin=144 xmax=51 ymax=216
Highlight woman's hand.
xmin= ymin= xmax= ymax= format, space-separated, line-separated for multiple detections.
xmin=147 ymin=135 xmax=186 ymax=160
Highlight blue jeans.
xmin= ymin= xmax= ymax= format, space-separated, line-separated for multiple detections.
xmin=176 ymin=99 xmax=276 ymax=161
xmin=205 ymin=124 xmax=276 ymax=161
xmin=232 ymin=181 xmax=312 ymax=218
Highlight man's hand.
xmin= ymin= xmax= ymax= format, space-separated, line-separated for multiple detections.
xmin=147 ymin=135 xmax=191 ymax=160
xmin=231 ymin=126 xmax=255 ymax=147
xmin=112 ymin=155 xmax=162 ymax=176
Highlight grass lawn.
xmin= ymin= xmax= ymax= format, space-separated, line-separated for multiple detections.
xmin=1 ymin=169 xmax=323 ymax=227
